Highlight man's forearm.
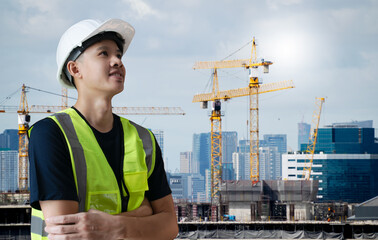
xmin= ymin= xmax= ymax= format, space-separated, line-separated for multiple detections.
xmin=44 ymin=195 xmax=178 ymax=240
xmin=116 ymin=210 xmax=178 ymax=239
xmin=116 ymin=195 xmax=178 ymax=239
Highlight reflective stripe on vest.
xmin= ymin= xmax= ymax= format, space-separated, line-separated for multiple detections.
xmin=30 ymin=208 xmax=48 ymax=239
xmin=30 ymin=108 xmax=155 ymax=240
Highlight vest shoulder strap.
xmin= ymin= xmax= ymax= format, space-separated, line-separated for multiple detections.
xmin=52 ymin=112 xmax=87 ymax=213
xmin=124 ymin=119 xmax=156 ymax=178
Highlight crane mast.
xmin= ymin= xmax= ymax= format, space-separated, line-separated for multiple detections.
xmin=209 ymin=69 xmax=223 ymax=206
xmin=17 ymin=85 xmax=30 ymax=192
xmin=302 ymin=97 xmax=325 ymax=180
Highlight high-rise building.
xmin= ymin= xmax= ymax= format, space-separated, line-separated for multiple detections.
xmin=283 ymin=123 xmax=378 ymax=203
xmin=261 ymin=134 xmax=287 ymax=154
xmin=190 ymin=174 xmax=205 ymax=203
xmin=232 ymin=152 xmax=242 ymax=180
xmin=259 ymin=146 xmax=281 ymax=180
xmin=192 ymin=133 xmax=210 ymax=176
xmin=193 ymin=131 xmax=238 ymax=180
xmin=222 ymin=131 xmax=238 ymax=180
xmin=167 ymin=172 xmax=205 ymax=202
xmin=331 ymin=120 xmax=373 ymax=128
xmin=301 ymin=127 xmax=378 ymax=154
xmin=0 ymin=129 xmax=18 ymax=151
xmin=0 ymin=150 xmax=18 ymax=192
xmin=180 ymin=151 xmax=192 ymax=173
xmin=167 ymin=173 xmax=185 ymax=200
xmin=259 ymin=134 xmax=287 ymax=180
xmin=282 ymin=153 xmax=378 ymax=203
xmin=151 ymin=129 xmax=164 ymax=158
xmin=205 ymin=169 xmax=211 ymax=202
xmin=298 ymin=122 xmax=311 ymax=151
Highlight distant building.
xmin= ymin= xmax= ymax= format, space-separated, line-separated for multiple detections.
xmin=298 ymin=122 xmax=311 ymax=151
xmin=222 ymin=132 xmax=238 ymax=180
xmin=192 ymin=131 xmax=237 ymax=179
xmin=232 ymin=152 xmax=242 ymax=180
xmin=180 ymin=151 xmax=192 ymax=173
xmin=0 ymin=150 xmax=18 ymax=192
xmin=260 ymin=134 xmax=287 ymax=180
xmin=167 ymin=172 xmax=205 ymax=202
xmin=282 ymin=153 xmax=378 ymax=203
xmin=300 ymin=126 xmax=378 ymax=154
xmin=192 ymin=133 xmax=210 ymax=176
xmin=205 ymin=169 xmax=211 ymax=202
xmin=232 ymin=139 xmax=250 ymax=181
xmin=283 ymin=123 xmax=378 ymax=203
xmin=190 ymin=174 xmax=205 ymax=203
xmin=167 ymin=173 xmax=185 ymax=200
xmin=259 ymin=146 xmax=281 ymax=180
xmin=0 ymin=129 xmax=18 ymax=151
xmin=151 ymin=129 xmax=164 ymax=158
xmin=330 ymin=120 xmax=373 ymax=128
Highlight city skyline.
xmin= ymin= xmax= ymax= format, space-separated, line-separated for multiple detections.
xmin=0 ymin=0 xmax=377 ymax=172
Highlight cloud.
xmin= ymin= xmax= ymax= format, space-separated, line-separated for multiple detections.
xmin=267 ymin=0 xmax=303 ymax=9
xmin=122 ymin=0 xmax=161 ymax=19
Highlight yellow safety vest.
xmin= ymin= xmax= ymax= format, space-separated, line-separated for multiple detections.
xmin=30 ymin=108 xmax=156 ymax=239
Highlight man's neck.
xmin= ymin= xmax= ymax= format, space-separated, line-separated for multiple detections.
xmin=74 ymin=96 xmax=114 ymax=133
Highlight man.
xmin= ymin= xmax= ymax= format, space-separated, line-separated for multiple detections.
xmin=29 ymin=19 xmax=178 ymax=239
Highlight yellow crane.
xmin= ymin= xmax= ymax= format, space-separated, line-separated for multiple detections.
xmin=193 ymin=37 xmax=295 ymax=204
xmin=0 ymin=84 xmax=185 ymax=192
xmin=302 ymin=97 xmax=325 ymax=180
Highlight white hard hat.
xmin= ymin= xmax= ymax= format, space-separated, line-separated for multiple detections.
xmin=56 ymin=19 xmax=135 ymax=88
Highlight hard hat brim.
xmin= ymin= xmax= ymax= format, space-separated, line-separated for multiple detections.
xmin=58 ymin=19 xmax=135 ymax=89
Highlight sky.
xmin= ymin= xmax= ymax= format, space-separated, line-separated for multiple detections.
xmin=0 ymin=0 xmax=377 ymax=172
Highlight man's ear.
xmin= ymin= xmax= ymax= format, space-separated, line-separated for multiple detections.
xmin=67 ymin=61 xmax=82 ymax=79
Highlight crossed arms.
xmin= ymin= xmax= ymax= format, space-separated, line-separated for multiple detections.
xmin=40 ymin=195 xmax=178 ymax=240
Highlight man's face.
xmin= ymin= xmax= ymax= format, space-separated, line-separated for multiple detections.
xmin=74 ymin=39 xmax=126 ymax=96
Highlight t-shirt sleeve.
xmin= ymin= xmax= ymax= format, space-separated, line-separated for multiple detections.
xmin=145 ymin=137 xmax=172 ymax=201
xmin=29 ymin=118 xmax=78 ymax=210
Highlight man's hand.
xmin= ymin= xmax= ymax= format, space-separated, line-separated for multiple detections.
xmin=45 ymin=209 xmax=122 ymax=240
xmin=41 ymin=198 xmax=153 ymax=239
xmin=41 ymin=195 xmax=177 ymax=239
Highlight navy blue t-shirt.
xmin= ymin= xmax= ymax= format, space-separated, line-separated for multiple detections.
xmin=29 ymin=107 xmax=171 ymax=210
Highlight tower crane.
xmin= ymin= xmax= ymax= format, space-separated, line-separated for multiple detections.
xmin=0 ymin=84 xmax=185 ymax=192
xmin=193 ymin=37 xmax=295 ymax=204
xmin=302 ymin=97 xmax=325 ymax=180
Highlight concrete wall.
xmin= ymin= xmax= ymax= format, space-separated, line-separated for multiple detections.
xmin=229 ymin=202 xmax=251 ymax=221
xmin=287 ymin=203 xmax=312 ymax=221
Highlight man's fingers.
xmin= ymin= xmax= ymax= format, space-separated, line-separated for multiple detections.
xmin=45 ymin=224 xmax=77 ymax=234
xmin=46 ymin=213 xmax=81 ymax=224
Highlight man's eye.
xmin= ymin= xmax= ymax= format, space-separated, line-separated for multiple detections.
xmin=100 ymin=51 xmax=108 ymax=56
xmin=117 ymin=54 xmax=122 ymax=59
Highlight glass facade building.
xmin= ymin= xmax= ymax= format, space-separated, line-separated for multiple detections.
xmin=284 ymin=123 xmax=378 ymax=203
xmin=282 ymin=153 xmax=378 ymax=203
xmin=298 ymin=122 xmax=311 ymax=151
xmin=301 ymin=127 xmax=378 ymax=154
xmin=151 ymin=129 xmax=164 ymax=158
xmin=192 ymin=133 xmax=210 ymax=176
xmin=192 ymin=131 xmax=238 ymax=179
xmin=260 ymin=134 xmax=287 ymax=180
xmin=0 ymin=150 xmax=18 ymax=192
xmin=167 ymin=172 xmax=204 ymax=202
xmin=0 ymin=129 xmax=18 ymax=151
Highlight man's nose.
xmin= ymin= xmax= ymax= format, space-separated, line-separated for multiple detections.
xmin=111 ymin=55 xmax=123 ymax=68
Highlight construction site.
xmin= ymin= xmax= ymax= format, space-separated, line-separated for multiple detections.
xmin=1 ymin=37 xmax=378 ymax=240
